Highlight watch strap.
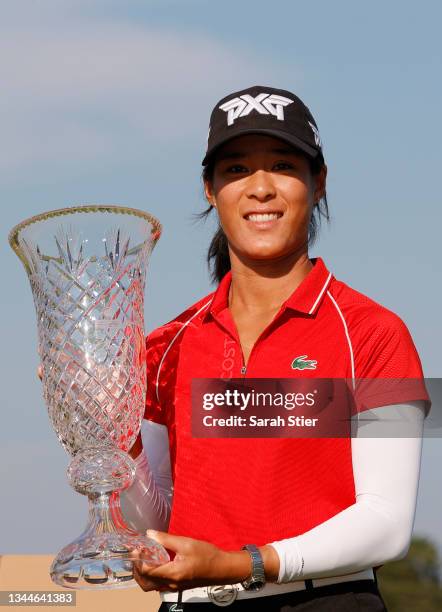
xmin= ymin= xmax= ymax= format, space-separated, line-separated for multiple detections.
xmin=241 ymin=544 xmax=266 ymax=590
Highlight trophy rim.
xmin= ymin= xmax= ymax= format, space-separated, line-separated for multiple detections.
xmin=8 ymin=204 xmax=162 ymax=270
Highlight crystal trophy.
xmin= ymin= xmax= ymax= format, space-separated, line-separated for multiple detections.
xmin=8 ymin=205 xmax=170 ymax=589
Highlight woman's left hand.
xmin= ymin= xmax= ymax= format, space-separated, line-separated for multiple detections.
xmin=131 ymin=529 xmax=250 ymax=592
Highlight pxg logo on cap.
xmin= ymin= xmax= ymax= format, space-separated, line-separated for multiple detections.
xmin=202 ymin=85 xmax=323 ymax=166
xmin=219 ymin=93 xmax=294 ymax=126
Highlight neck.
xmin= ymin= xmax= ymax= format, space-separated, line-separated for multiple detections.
xmin=228 ymin=248 xmax=313 ymax=314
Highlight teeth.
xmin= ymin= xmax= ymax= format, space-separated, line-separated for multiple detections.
xmin=247 ymin=213 xmax=280 ymax=222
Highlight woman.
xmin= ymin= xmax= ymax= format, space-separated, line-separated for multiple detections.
xmin=123 ymin=86 xmax=429 ymax=611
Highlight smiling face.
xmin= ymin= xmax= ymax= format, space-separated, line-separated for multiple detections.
xmin=204 ymin=134 xmax=327 ymax=268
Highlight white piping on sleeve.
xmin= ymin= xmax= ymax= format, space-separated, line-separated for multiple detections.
xmin=155 ymin=299 xmax=213 ymax=403
xmin=326 ymin=290 xmax=355 ymax=388
xmin=309 ymin=272 xmax=332 ymax=315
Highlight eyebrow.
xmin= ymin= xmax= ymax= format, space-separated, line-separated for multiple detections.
xmin=216 ymin=147 xmax=300 ymax=161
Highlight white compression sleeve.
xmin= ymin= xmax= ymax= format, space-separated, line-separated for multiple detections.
xmin=120 ymin=420 xmax=173 ymax=533
xmin=140 ymin=419 xmax=174 ymax=506
xmin=269 ymin=401 xmax=426 ymax=583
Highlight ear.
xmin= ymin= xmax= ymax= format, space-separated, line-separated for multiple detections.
xmin=314 ymin=164 xmax=327 ymax=203
xmin=204 ymin=178 xmax=216 ymax=207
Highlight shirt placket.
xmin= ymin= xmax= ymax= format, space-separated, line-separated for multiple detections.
xmin=211 ymin=303 xmax=290 ymax=378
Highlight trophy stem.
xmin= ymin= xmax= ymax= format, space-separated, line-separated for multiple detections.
xmin=50 ymin=447 xmax=169 ymax=590
xmin=88 ymin=492 xmax=128 ymax=536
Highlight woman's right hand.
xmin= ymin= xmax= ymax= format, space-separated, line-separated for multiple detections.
xmin=37 ymin=364 xmax=43 ymax=381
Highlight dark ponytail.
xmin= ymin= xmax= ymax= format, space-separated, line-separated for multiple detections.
xmin=206 ymin=224 xmax=231 ymax=284
xmin=199 ymin=153 xmax=330 ymax=284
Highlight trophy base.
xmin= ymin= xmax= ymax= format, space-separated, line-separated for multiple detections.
xmin=50 ymin=448 xmax=170 ymax=590
xmin=50 ymin=531 xmax=169 ymax=590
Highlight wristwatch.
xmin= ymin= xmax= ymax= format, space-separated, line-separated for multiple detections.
xmin=241 ymin=544 xmax=266 ymax=591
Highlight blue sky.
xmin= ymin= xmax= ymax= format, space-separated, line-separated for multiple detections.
xmin=1 ymin=0 xmax=441 ymax=558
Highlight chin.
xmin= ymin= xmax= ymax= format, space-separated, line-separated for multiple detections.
xmin=244 ymin=247 xmax=289 ymax=262
xmin=241 ymin=239 xmax=308 ymax=263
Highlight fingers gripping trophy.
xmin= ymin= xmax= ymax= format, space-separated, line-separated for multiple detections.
xmin=8 ymin=205 xmax=169 ymax=589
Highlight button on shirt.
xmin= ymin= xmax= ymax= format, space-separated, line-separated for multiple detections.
xmin=144 ymin=258 xmax=428 ymax=550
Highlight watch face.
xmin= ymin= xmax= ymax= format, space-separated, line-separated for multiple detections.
xmin=248 ymin=580 xmax=265 ymax=591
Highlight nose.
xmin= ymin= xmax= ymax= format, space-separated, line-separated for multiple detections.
xmin=245 ymin=169 xmax=276 ymax=202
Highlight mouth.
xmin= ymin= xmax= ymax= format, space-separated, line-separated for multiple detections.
xmin=244 ymin=212 xmax=283 ymax=222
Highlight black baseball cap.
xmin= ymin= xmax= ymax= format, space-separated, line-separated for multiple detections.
xmin=202 ymin=85 xmax=324 ymax=166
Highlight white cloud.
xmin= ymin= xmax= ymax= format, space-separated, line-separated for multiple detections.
xmin=0 ymin=11 xmax=295 ymax=177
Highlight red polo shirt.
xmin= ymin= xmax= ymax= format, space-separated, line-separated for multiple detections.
xmin=144 ymin=258 xmax=428 ymax=550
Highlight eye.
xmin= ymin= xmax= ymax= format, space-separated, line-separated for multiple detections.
xmin=226 ymin=164 xmax=248 ymax=174
xmin=273 ymin=161 xmax=295 ymax=171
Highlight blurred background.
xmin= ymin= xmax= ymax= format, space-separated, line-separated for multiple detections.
xmin=1 ymin=1 xmax=441 ymax=607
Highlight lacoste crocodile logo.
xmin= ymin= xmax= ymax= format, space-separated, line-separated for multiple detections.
xmin=291 ymin=355 xmax=318 ymax=370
